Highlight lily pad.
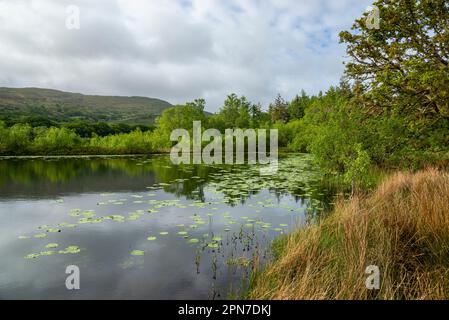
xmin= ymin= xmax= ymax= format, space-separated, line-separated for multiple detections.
xmin=59 ymin=246 xmax=81 ymax=254
xmin=24 ymin=253 xmax=41 ymax=259
xmin=130 ymin=250 xmax=145 ymax=256
xmin=34 ymin=233 xmax=47 ymax=239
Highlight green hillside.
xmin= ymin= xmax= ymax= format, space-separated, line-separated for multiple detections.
xmin=0 ymin=87 xmax=173 ymax=125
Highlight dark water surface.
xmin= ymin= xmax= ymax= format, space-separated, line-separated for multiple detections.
xmin=0 ymin=154 xmax=333 ymax=299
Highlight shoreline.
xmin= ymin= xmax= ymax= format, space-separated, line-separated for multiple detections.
xmin=0 ymin=149 xmax=296 ymax=160
xmin=246 ymin=168 xmax=449 ymax=300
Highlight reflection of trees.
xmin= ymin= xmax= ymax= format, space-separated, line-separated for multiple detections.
xmin=0 ymin=155 xmax=335 ymax=215
xmin=205 ymin=155 xmax=336 ymax=217
xmin=0 ymin=157 xmax=150 ymax=186
xmin=0 ymin=156 xmax=217 ymax=199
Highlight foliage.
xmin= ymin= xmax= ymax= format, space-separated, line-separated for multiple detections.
xmin=339 ymin=0 xmax=449 ymax=121
xmin=33 ymin=127 xmax=81 ymax=154
xmin=1 ymin=0 xmax=448 ymax=182
xmin=288 ymin=90 xmax=309 ymax=120
xmin=268 ymin=94 xmax=290 ymax=124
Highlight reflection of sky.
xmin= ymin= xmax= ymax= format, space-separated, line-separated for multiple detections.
xmin=0 ymin=157 xmax=315 ymax=299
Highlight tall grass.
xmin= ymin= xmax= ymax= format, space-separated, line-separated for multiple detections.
xmin=247 ymin=169 xmax=449 ymax=300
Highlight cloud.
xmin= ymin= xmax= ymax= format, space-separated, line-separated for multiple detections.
xmin=0 ymin=0 xmax=372 ymax=111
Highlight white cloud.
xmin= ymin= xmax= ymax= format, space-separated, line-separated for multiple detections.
xmin=0 ymin=0 xmax=372 ymax=111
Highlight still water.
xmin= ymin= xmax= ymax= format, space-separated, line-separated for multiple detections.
xmin=0 ymin=154 xmax=333 ymax=299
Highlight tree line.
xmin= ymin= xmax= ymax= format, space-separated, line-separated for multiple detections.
xmin=1 ymin=0 xmax=447 ymax=189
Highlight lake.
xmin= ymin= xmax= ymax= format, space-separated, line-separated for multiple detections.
xmin=0 ymin=154 xmax=334 ymax=299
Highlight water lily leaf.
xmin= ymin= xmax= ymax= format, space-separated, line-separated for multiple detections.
xmin=130 ymin=250 xmax=145 ymax=256
xmin=109 ymin=215 xmax=125 ymax=222
xmin=39 ymin=250 xmax=55 ymax=256
xmin=82 ymin=212 xmax=96 ymax=218
xmin=59 ymin=246 xmax=81 ymax=254
xmin=34 ymin=233 xmax=47 ymax=239
xmin=59 ymin=223 xmax=77 ymax=228
xmin=45 ymin=243 xmax=59 ymax=249
xmin=69 ymin=212 xmax=81 ymax=217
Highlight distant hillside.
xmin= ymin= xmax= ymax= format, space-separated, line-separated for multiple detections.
xmin=0 ymin=87 xmax=173 ymax=125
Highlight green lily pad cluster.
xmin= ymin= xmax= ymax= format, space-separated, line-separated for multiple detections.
xmin=25 ymin=245 xmax=80 ymax=259
xmin=130 ymin=250 xmax=145 ymax=256
xmin=18 ymin=154 xmax=331 ymax=270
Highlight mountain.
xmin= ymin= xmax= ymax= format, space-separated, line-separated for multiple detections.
xmin=0 ymin=87 xmax=173 ymax=125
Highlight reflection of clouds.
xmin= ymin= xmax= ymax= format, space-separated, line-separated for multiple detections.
xmin=0 ymin=188 xmax=304 ymax=298
xmin=0 ymin=156 xmax=318 ymax=298
xmin=113 ymin=237 xmax=213 ymax=299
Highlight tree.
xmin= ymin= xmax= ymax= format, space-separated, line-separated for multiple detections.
xmin=288 ymin=90 xmax=309 ymax=120
xmin=32 ymin=127 xmax=81 ymax=153
xmin=4 ymin=123 xmax=33 ymax=154
xmin=269 ymin=94 xmax=290 ymax=123
xmin=153 ymin=101 xmax=207 ymax=148
xmin=156 ymin=102 xmax=206 ymax=133
xmin=339 ymin=0 xmax=449 ymax=120
xmin=249 ymin=103 xmax=261 ymax=126
xmin=186 ymin=99 xmax=206 ymax=112
xmin=215 ymin=94 xmax=254 ymax=128
xmin=339 ymin=0 xmax=449 ymax=167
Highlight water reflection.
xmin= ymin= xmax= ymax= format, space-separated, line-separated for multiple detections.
xmin=0 ymin=154 xmax=334 ymax=299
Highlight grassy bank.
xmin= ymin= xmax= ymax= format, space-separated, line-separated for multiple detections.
xmin=247 ymin=169 xmax=449 ymax=300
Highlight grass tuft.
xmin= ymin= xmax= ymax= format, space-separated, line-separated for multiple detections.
xmin=247 ymin=168 xmax=449 ymax=300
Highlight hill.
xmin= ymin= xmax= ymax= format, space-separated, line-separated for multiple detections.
xmin=0 ymin=87 xmax=173 ymax=125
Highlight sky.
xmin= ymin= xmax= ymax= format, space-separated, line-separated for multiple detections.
xmin=0 ymin=0 xmax=373 ymax=112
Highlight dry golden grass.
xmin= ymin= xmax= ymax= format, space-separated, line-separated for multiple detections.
xmin=248 ymin=169 xmax=449 ymax=300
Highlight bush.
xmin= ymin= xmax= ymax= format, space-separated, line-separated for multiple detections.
xmin=32 ymin=127 xmax=81 ymax=154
